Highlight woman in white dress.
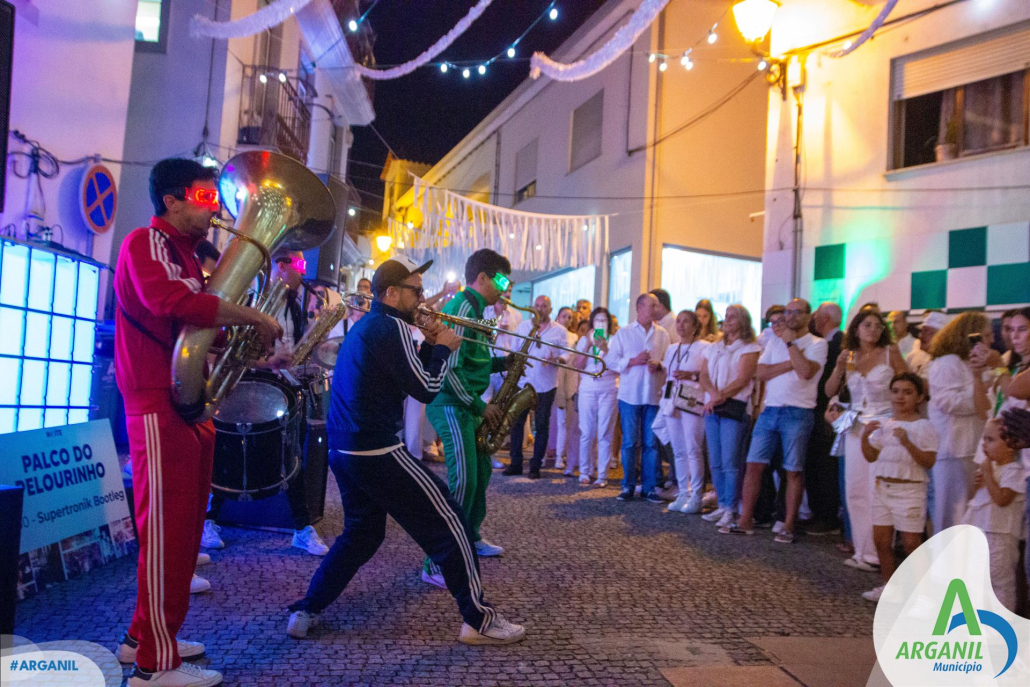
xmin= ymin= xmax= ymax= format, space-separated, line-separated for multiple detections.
xmin=926 ymin=312 xmax=993 ymax=533
xmin=657 ymin=310 xmax=711 ymax=513
xmin=573 ymin=307 xmax=620 ymax=487
xmin=825 ymin=308 xmax=907 ymax=572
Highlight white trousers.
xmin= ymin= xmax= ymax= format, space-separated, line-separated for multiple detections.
xmin=986 ymin=532 xmax=1020 ymax=612
xmin=845 ymin=430 xmax=878 ymax=566
xmin=578 ymin=388 xmax=619 ymax=480
xmin=556 ymin=404 xmax=580 ymax=467
xmin=931 ymin=455 xmax=976 ymax=534
xmin=665 ymin=409 xmax=706 ymax=499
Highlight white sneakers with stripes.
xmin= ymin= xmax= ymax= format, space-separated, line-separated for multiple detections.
xmin=189 ymin=575 xmax=211 ymax=594
xmin=458 ymin=615 xmax=527 ymax=645
xmin=474 ymin=538 xmax=504 ymax=557
xmin=128 ymin=662 xmax=222 ymax=687
xmin=116 ymin=634 xmax=205 ymax=664
xmin=286 ymin=610 xmax=321 ymax=639
xmin=292 ymin=526 xmax=329 ymax=556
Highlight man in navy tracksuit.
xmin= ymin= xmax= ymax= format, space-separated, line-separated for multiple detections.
xmin=286 ymin=256 xmax=525 ymax=646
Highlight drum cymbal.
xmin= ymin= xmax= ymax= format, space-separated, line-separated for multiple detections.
xmin=313 ymin=336 xmax=345 ymax=369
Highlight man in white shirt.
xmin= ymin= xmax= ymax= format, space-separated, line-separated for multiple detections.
xmin=650 ymin=288 xmax=679 ymax=345
xmin=576 ymin=299 xmax=592 ymax=325
xmin=605 ymin=293 xmax=671 ymax=502
xmin=907 ymin=310 xmax=947 ymax=378
xmin=503 ymin=295 xmax=569 ymax=478
xmin=889 ymin=310 xmax=916 ymax=359
xmin=727 ymin=298 xmax=828 ymax=541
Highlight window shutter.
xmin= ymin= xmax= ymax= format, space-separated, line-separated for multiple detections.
xmin=515 ymin=139 xmax=538 ymax=191
xmin=891 ymin=20 xmax=1030 ymax=100
xmin=570 ymin=90 xmax=604 ymax=172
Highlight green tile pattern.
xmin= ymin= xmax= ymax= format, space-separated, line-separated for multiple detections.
xmin=911 ymin=270 xmax=947 ymax=310
xmin=987 ymin=263 xmax=1030 ymax=305
xmin=814 ymin=244 xmax=845 ymax=281
xmin=948 ymin=227 xmax=987 ymax=269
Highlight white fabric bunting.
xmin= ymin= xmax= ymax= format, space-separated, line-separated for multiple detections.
xmin=529 ymin=0 xmax=670 ymax=82
xmin=389 ymin=178 xmax=609 ymax=291
xmin=190 ymin=0 xmax=315 ymax=39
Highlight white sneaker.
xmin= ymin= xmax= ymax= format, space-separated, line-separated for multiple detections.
xmin=190 ymin=574 xmax=211 ymax=594
xmin=772 ymin=521 xmax=786 ymax=535
xmin=195 ymin=553 xmax=210 ymax=567
xmin=554 ymin=456 xmax=565 ymax=470
xmin=117 ymin=634 xmax=205 ymax=664
xmin=667 ymin=496 xmax=689 ymax=513
xmin=458 ymin=614 xmax=527 ymax=645
xmin=421 ymin=570 xmax=447 ymax=589
xmin=200 ymin=521 xmax=224 ymax=550
xmin=681 ymin=495 xmax=703 ymax=514
xmin=715 ymin=510 xmax=735 ymax=528
xmin=128 ymin=662 xmax=222 ymax=686
xmin=474 ymin=539 xmax=504 ymax=557
xmin=292 ymin=526 xmax=329 ymax=556
xmin=844 ymin=557 xmax=881 ymax=573
xmin=701 ymin=507 xmax=726 ymax=523
xmin=286 ymin=610 xmax=321 ymax=639
xmin=862 ymin=585 xmax=885 ymax=603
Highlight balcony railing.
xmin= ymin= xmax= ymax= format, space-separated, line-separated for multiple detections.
xmin=329 ymin=0 xmax=376 ymax=104
xmin=237 ymin=65 xmax=313 ymax=162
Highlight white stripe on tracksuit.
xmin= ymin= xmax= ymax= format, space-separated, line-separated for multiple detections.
xmin=389 ymin=447 xmax=494 ymax=633
xmin=394 ymin=318 xmax=448 ymax=392
xmin=144 ymin=414 xmax=175 ymax=670
xmin=148 ymin=229 xmax=201 ymax=293
xmin=445 ymin=301 xmax=478 ymax=406
xmin=426 ymin=405 xmax=470 ymax=578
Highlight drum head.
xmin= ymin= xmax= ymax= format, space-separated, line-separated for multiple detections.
xmin=214 ymin=380 xmax=290 ymax=425
xmin=313 ymin=336 xmax=345 ymax=369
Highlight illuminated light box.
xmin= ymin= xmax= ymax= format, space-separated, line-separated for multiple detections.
xmin=0 ymin=238 xmax=102 ymax=434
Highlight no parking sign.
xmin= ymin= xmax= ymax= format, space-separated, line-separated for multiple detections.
xmin=79 ymin=164 xmax=117 ymax=234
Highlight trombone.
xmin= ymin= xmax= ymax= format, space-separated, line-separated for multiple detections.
xmin=342 ymin=292 xmax=608 ymax=378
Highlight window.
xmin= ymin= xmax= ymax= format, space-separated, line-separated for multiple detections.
xmin=890 ymin=21 xmax=1030 ymax=169
xmin=514 ymin=139 xmax=538 ymax=204
xmin=569 ymin=90 xmax=603 ymax=172
xmin=660 ymin=246 xmax=762 ymax=327
xmin=607 ymin=249 xmax=631 ymax=329
xmin=0 ymin=240 xmax=101 ymax=434
xmin=135 ymin=0 xmax=170 ymax=53
xmin=531 ymin=266 xmax=596 ymax=316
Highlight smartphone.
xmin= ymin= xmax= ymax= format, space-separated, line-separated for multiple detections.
xmin=594 ymin=328 xmax=605 ymax=340
xmin=968 ymin=332 xmax=983 ymax=346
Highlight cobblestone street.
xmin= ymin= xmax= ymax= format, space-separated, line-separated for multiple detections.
xmin=15 ymin=462 xmax=880 ymax=686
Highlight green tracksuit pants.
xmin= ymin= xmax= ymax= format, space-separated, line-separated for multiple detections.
xmin=424 ymin=404 xmax=491 ymax=574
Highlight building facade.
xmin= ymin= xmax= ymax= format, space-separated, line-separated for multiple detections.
xmin=388 ymin=0 xmax=769 ymax=325
xmin=762 ymin=0 xmax=1030 ymax=321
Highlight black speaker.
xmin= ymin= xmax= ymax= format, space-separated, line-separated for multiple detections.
xmin=0 ymin=2 xmax=14 ymax=213
xmin=0 ymin=484 xmax=24 ymax=635
xmin=217 ymin=420 xmax=329 ymax=531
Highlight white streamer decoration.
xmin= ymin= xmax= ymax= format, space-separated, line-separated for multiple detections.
xmin=390 ymin=178 xmax=609 ymax=291
xmin=826 ymin=0 xmax=899 ymax=58
xmin=190 ymin=0 xmax=315 ymax=39
xmin=529 ymin=0 xmax=670 ymax=82
xmin=354 ymin=0 xmax=495 ymax=80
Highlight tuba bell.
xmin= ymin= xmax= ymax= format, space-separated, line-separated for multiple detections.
xmin=171 ymin=150 xmax=337 ymax=421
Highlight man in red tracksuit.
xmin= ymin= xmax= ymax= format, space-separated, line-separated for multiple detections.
xmin=114 ymin=159 xmax=281 ymax=687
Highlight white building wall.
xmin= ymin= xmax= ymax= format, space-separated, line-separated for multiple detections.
xmin=1 ymin=0 xmax=137 ymax=269
xmin=763 ymin=0 xmax=1030 ymax=320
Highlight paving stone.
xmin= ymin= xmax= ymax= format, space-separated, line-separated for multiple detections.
xmin=13 ymin=462 xmax=875 ymax=685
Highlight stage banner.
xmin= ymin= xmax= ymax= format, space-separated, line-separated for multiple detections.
xmin=2 ymin=420 xmax=135 ymax=600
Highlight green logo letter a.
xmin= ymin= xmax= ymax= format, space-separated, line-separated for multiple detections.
xmin=932 ymin=579 xmax=981 ymax=636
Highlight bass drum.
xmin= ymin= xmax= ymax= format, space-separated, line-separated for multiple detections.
xmin=211 ymin=370 xmax=303 ymax=500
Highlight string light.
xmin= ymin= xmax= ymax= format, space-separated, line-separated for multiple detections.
xmin=258 ymin=73 xmax=268 ymax=84
xmin=462 ymin=67 xmax=471 ymax=78
xmin=648 ymin=52 xmax=656 ymax=63
xmin=278 ymin=72 xmax=287 ymax=83
xmin=680 ymin=50 xmax=693 ymax=70
xmin=842 ymin=40 xmax=853 ymax=50
xmin=406 ymin=221 xmax=414 ymax=229
xmin=348 ymin=19 xmax=358 ymax=32
xmin=658 ymin=60 xmax=668 ymax=72
xmin=549 ymin=7 xmax=558 ymax=20
xmin=757 ymin=57 xmax=768 ymax=71
xmin=707 ymin=23 xmax=718 ymax=44
xmin=507 ymin=47 xmax=516 ymax=58
xmin=348 ymin=207 xmax=357 ymax=217
xmin=440 ymin=63 xmax=448 ymax=73
xmin=478 ymin=64 xmax=487 ymax=75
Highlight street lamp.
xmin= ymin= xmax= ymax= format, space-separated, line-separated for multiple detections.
xmin=375 ymin=235 xmax=392 ymax=252
xmin=732 ymin=0 xmax=779 ymax=44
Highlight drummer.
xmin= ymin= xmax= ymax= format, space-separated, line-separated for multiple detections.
xmin=202 ymin=248 xmax=330 ymax=557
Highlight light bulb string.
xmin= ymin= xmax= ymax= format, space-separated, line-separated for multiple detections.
xmin=439 ymin=0 xmax=559 ymax=72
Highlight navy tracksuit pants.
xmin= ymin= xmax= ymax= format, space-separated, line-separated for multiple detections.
xmin=289 ymin=445 xmax=496 ymax=633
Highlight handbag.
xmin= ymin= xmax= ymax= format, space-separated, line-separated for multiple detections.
xmin=673 ymin=381 xmax=706 ymax=415
xmin=713 ymin=397 xmax=749 ymax=422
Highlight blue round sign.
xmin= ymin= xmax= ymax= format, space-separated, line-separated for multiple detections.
xmin=80 ymin=164 xmax=117 ymax=234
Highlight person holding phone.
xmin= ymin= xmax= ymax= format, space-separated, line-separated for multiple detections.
xmin=926 ymin=312 xmax=993 ymax=533
xmin=573 ymin=307 xmax=620 ymax=487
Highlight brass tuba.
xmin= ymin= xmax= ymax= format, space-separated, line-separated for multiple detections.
xmin=171 ymin=151 xmax=337 ymax=420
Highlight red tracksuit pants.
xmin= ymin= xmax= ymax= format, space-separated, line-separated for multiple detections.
xmin=125 ymin=408 xmax=215 ymax=672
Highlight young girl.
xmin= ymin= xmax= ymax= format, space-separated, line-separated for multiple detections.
xmin=860 ymin=373 xmax=938 ymax=603
xmin=962 ymin=418 xmax=1027 ymax=612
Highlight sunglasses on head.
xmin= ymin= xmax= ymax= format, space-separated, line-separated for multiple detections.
xmin=184 ymin=188 xmax=220 ymax=209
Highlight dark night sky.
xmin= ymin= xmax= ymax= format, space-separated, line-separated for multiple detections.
xmin=347 ymin=0 xmax=604 ymax=224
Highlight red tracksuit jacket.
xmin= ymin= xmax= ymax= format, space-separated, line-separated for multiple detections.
xmin=114 ymin=217 xmax=221 ymax=414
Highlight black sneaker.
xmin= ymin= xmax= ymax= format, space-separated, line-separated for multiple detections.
xmin=501 ymin=466 xmax=523 ymax=476
xmin=527 ymin=470 xmax=541 ymax=480
xmin=643 ymin=491 xmax=664 ymax=504
xmin=616 ymin=489 xmax=633 ymax=501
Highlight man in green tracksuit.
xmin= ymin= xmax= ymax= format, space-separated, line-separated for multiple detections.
xmin=422 ymin=249 xmax=513 ymax=587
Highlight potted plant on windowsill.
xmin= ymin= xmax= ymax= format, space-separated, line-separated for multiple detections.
xmin=935 ymin=117 xmax=958 ymax=162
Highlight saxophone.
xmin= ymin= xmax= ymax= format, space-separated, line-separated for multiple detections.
xmin=291 ymin=303 xmax=347 ymax=367
xmin=475 ymin=299 xmax=540 ymax=455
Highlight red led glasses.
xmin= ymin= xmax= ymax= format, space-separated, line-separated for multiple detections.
xmin=185 ymin=188 xmax=220 ymax=209
xmin=291 ymin=257 xmax=307 ymax=273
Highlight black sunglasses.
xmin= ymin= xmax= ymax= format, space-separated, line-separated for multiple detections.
xmin=395 ymin=284 xmax=425 ymax=298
